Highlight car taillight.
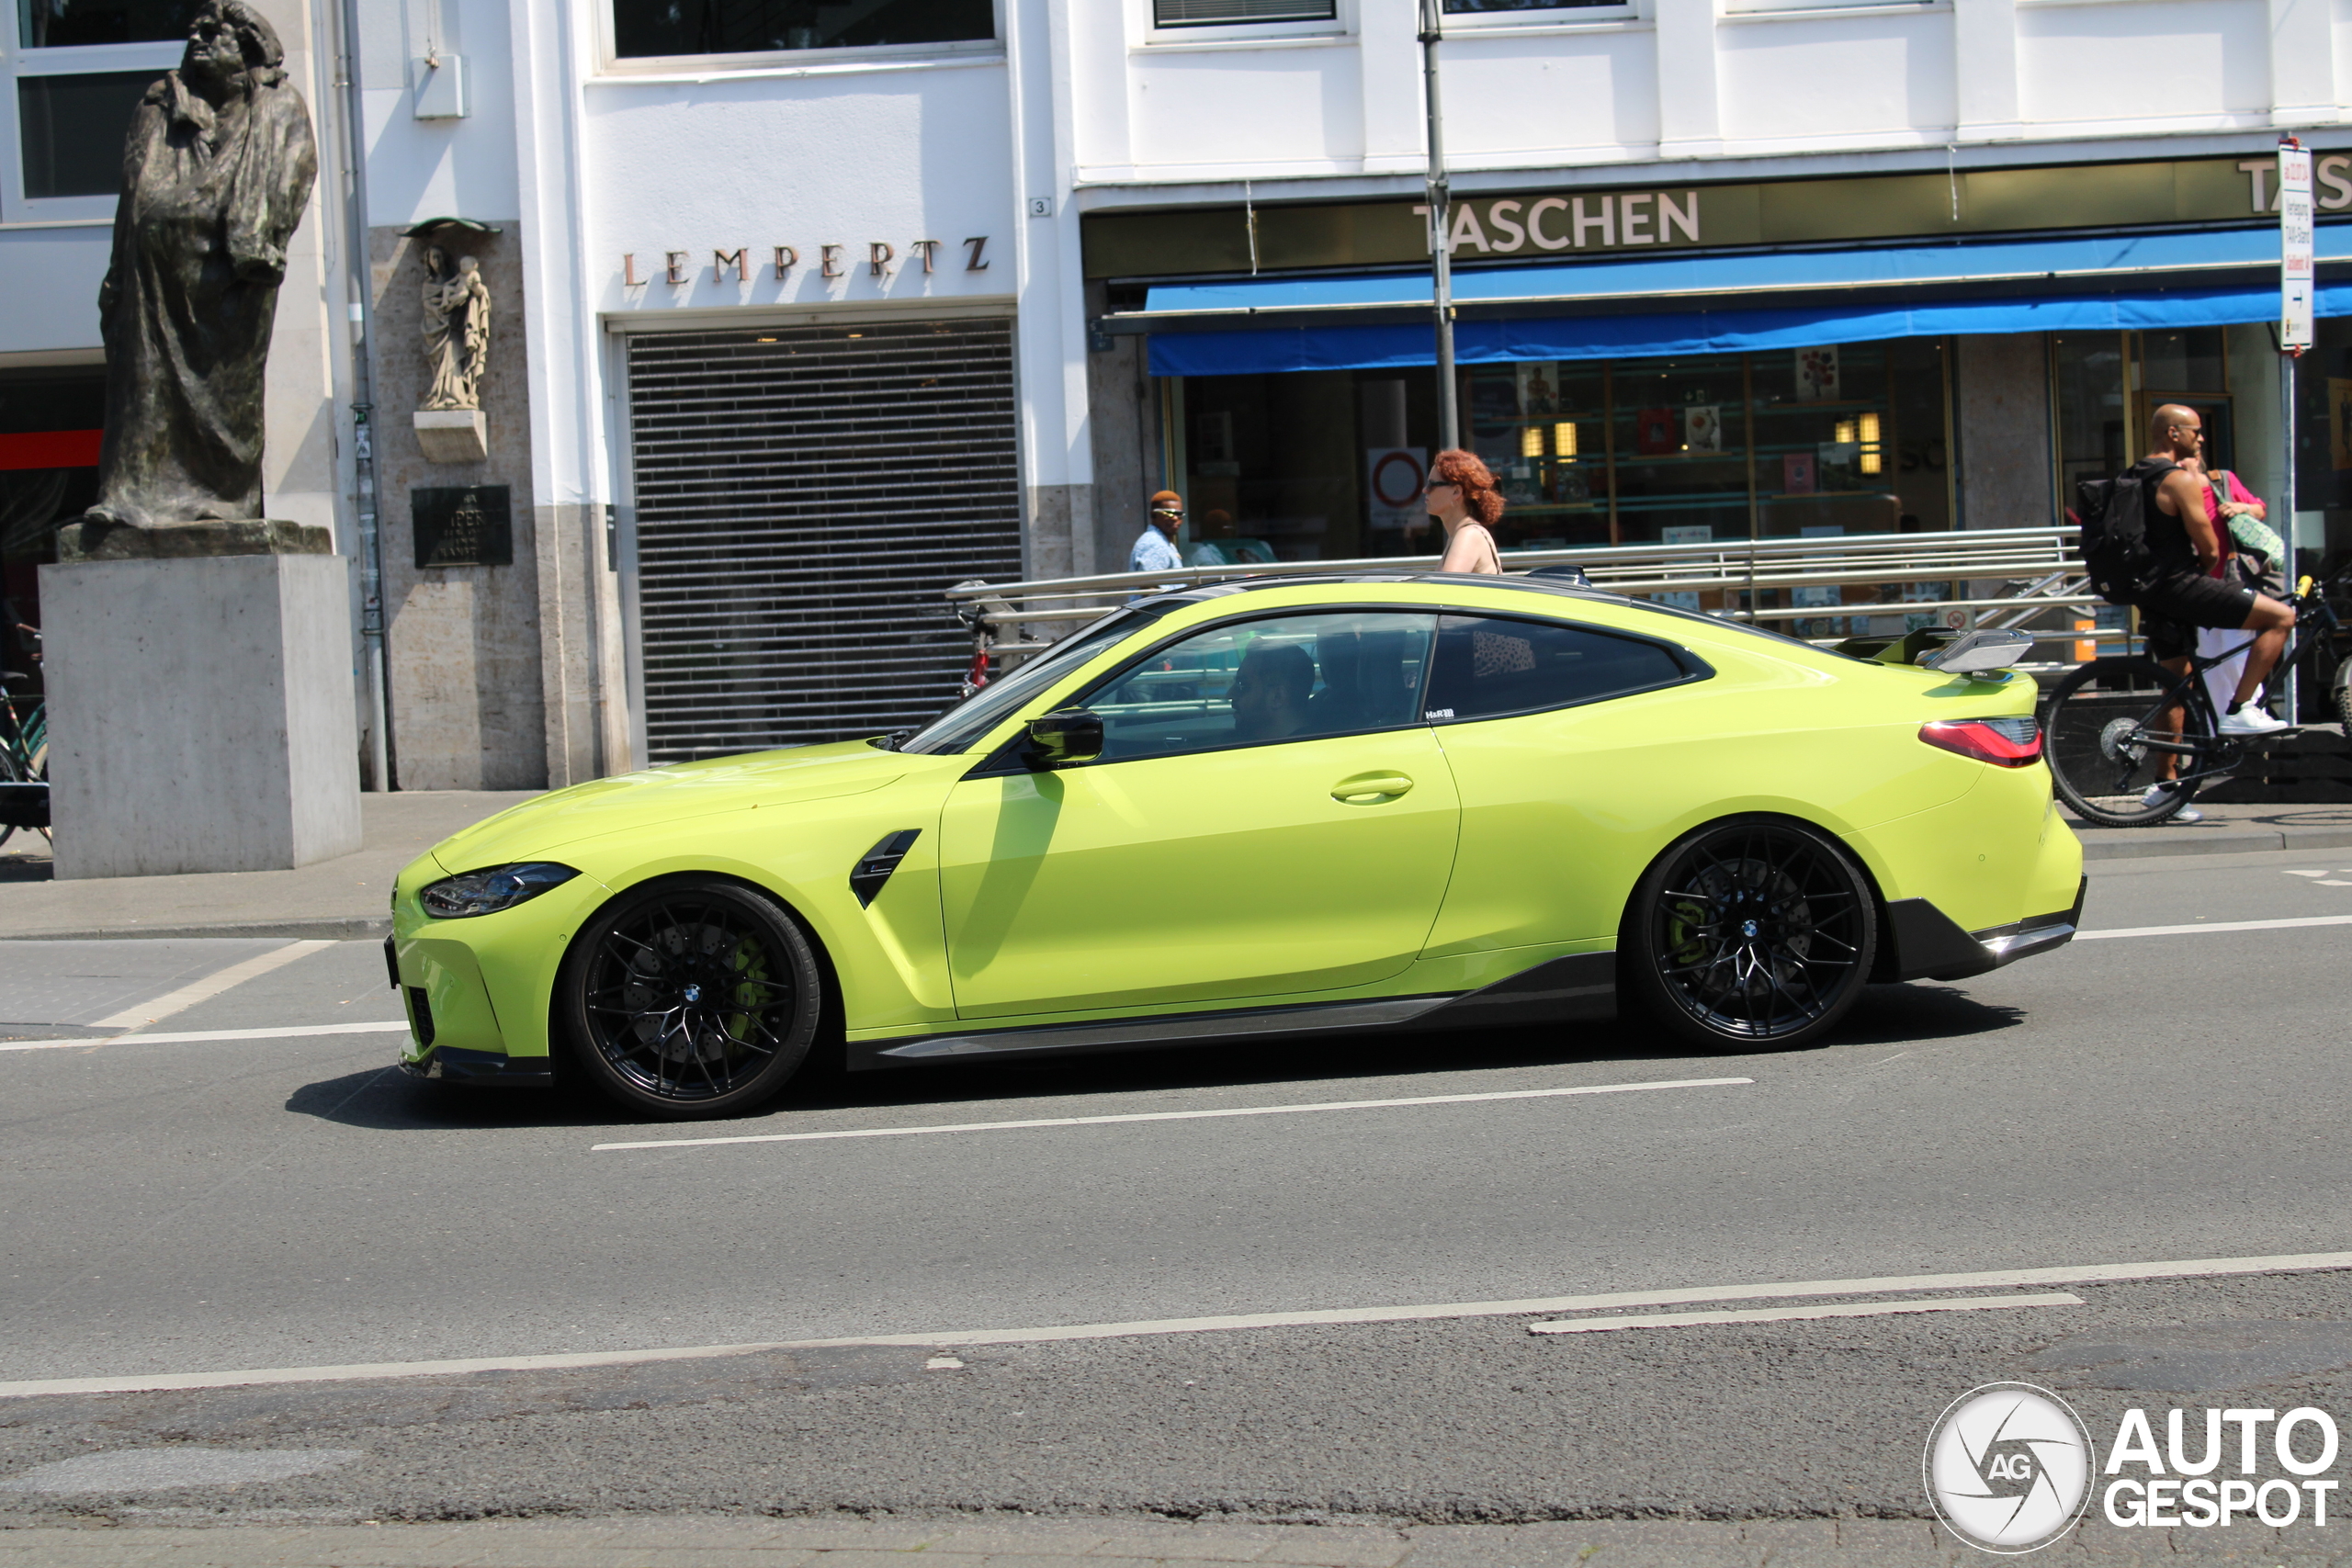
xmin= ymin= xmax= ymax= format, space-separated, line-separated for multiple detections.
xmin=1919 ymin=716 xmax=2042 ymax=767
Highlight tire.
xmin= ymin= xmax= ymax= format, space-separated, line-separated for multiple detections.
xmin=1621 ymin=816 xmax=1878 ymax=1052
xmin=2335 ymin=669 xmax=2352 ymax=741
xmin=2041 ymin=656 xmax=2215 ymax=828
xmin=559 ymin=877 xmax=823 ymax=1119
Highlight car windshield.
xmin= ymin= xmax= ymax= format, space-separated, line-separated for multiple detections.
xmin=895 ymin=603 xmax=1174 ymax=754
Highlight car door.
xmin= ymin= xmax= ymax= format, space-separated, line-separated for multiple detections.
xmin=1417 ymin=611 xmax=1713 ymax=956
xmin=938 ymin=609 xmax=1460 ymax=1020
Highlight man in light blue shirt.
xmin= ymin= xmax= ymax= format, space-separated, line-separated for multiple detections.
xmin=1131 ymin=490 xmax=1186 ymax=574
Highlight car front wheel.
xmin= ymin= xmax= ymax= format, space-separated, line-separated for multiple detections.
xmin=560 ymin=878 xmax=822 ymax=1118
xmin=1622 ymin=816 xmax=1877 ymax=1051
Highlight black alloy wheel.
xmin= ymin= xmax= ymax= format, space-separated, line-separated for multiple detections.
xmin=560 ymin=878 xmax=822 ymax=1118
xmin=1623 ymin=817 xmax=1877 ymax=1050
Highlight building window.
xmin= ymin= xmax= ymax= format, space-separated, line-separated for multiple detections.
xmin=18 ymin=0 xmax=197 ymax=46
xmin=1153 ymin=0 xmax=1337 ymax=26
xmin=612 ymin=0 xmax=994 ymax=58
xmin=18 ymin=69 xmax=152 ymax=197
xmin=1442 ymin=0 xmax=1619 ymax=11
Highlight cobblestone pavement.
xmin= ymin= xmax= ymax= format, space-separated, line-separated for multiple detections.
xmin=4 ymin=1514 xmax=2348 ymax=1568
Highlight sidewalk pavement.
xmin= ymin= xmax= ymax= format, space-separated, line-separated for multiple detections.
xmin=0 ymin=791 xmax=537 ymax=941
xmin=1 ymin=786 xmax=2346 ymax=944
xmin=0 ymin=1514 xmax=2324 ymax=1568
xmin=2064 ymin=797 xmax=2352 ymax=861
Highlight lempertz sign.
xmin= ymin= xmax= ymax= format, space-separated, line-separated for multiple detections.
xmin=1083 ymin=153 xmax=2352 ymax=279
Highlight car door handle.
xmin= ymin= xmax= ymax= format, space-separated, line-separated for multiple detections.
xmin=1331 ymin=773 xmax=1415 ymax=804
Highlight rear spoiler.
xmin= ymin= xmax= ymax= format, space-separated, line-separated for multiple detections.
xmin=1832 ymin=626 xmax=2035 ymax=674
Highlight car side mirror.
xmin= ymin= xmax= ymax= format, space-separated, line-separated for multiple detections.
xmin=1023 ymin=708 xmax=1103 ymax=768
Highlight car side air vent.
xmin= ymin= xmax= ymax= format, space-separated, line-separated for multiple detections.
xmin=850 ymin=829 xmax=923 ymax=908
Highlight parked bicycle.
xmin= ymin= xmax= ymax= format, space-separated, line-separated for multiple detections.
xmin=0 ymin=621 xmax=48 ymax=851
xmin=2042 ymin=575 xmax=2341 ymax=827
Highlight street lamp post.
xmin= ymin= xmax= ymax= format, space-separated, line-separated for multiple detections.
xmin=1419 ymin=0 xmax=1458 ymax=452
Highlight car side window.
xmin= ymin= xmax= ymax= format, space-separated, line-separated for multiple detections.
xmin=1078 ymin=611 xmax=1439 ymax=763
xmin=1421 ymin=614 xmax=1694 ymax=723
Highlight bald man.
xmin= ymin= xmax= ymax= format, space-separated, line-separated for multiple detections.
xmin=2132 ymin=403 xmax=2293 ymax=741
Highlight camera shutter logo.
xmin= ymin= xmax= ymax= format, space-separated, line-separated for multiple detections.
xmin=1924 ymin=1382 xmax=2094 ymax=1553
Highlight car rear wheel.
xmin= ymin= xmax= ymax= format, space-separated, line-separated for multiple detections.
xmin=560 ymin=878 xmax=821 ymax=1119
xmin=1623 ymin=817 xmax=1877 ymax=1051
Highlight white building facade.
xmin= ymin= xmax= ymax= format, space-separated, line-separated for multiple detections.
xmin=0 ymin=0 xmax=2346 ymax=785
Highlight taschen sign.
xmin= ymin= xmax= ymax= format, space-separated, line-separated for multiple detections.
xmin=1083 ymin=153 xmax=2352 ymax=280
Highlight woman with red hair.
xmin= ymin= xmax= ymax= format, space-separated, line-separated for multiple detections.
xmin=1425 ymin=448 xmax=1504 ymax=574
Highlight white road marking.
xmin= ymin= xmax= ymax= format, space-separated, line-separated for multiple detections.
xmin=8 ymin=1249 xmax=2350 ymax=1400
xmin=0 ymin=1021 xmax=411 ymax=1055
xmin=2284 ymin=869 xmax=2328 ymax=877
xmin=593 ymin=1076 xmax=1755 ymax=1153
xmin=2078 ymin=913 xmax=2352 ymax=941
xmin=1528 ymin=1292 xmax=2082 ymax=1335
xmin=2320 ymin=881 xmax=2352 ymax=887
xmin=87 ymin=940 xmax=337 ymax=1031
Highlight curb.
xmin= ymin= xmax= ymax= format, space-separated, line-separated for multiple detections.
xmin=2077 ymin=826 xmax=2352 ymax=861
xmin=0 ymin=917 xmax=393 ymax=942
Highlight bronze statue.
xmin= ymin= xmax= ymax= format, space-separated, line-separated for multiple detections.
xmin=84 ymin=0 xmax=317 ymax=536
xmin=420 ymin=246 xmax=491 ymax=412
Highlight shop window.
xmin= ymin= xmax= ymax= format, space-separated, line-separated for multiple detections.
xmin=1153 ymin=0 xmax=1337 ymax=24
xmin=1164 ymin=338 xmax=1954 ymax=632
xmin=18 ymin=0 xmax=197 ymax=46
xmin=2052 ymin=335 xmax=2128 ymax=523
xmin=18 ymin=70 xmax=152 ymax=198
xmin=612 ymin=0 xmax=995 ymax=58
xmin=0 ymin=368 xmax=107 ymax=709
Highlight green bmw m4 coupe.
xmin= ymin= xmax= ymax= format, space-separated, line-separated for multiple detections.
xmin=390 ymin=572 xmax=2084 ymax=1118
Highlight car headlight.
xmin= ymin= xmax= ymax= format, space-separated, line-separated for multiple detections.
xmin=420 ymin=862 xmax=581 ymax=919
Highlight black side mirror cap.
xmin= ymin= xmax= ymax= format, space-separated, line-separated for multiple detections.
xmin=1024 ymin=708 xmax=1103 ymax=768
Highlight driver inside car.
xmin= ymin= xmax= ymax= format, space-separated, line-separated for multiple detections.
xmin=1229 ymin=642 xmax=1315 ymax=743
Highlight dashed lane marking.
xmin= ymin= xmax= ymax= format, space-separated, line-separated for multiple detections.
xmin=5 ymin=1251 xmax=2347 ymax=1399
xmin=1529 ymin=1292 xmax=2083 ymax=1334
xmin=592 ymin=1076 xmax=1756 ymax=1153
xmin=0 ymin=1021 xmax=411 ymax=1054
xmin=87 ymin=940 xmax=337 ymax=1031
xmin=2078 ymin=913 xmax=2352 ymax=940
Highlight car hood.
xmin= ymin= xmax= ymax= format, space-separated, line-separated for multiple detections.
xmin=430 ymin=741 xmax=909 ymax=873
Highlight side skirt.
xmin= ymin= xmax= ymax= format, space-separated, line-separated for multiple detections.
xmin=398 ymin=1045 xmax=556 ymax=1088
xmin=851 ymin=951 xmax=1618 ymax=1071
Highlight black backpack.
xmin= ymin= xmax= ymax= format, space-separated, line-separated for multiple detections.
xmin=2075 ymin=459 xmax=2173 ymax=605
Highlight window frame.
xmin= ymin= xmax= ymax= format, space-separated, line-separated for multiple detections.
xmin=1 ymin=34 xmax=179 ymax=220
xmin=1136 ymin=0 xmax=1352 ymax=49
xmin=596 ymin=0 xmax=1005 ymax=77
xmin=1435 ymin=0 xmax=1644 ymax=25
xmin=966 ymin=601 xmax=1711 ymax=775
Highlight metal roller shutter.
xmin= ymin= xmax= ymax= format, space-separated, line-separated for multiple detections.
xmin=624 ymin=317 xmax=1023 ymax=763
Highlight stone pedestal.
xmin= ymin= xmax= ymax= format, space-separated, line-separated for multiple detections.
xmin=39 ymin=552 xmax=363 ymax=879
xmin=413 ymin=409 xmax=487 ymax=463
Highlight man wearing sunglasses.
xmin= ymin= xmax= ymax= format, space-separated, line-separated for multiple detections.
xmin=1130 ymin=490 xmax=1187 ymax=576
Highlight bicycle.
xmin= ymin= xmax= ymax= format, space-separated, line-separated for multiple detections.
xmin=2042 ymin=575 xmax=2341 ymax=828
xmin=0 ymin=622 xmax=47 ymax=851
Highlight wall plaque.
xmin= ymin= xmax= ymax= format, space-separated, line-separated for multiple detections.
xmin=412 ymin=484 xmax=513 ymax=568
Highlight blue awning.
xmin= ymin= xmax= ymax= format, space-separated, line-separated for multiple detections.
xmin=1142 ymin=227 xmax=2352 ymax=376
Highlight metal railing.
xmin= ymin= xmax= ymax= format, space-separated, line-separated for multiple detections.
xmin=944 ymin=525 xmax=2122 ymax=669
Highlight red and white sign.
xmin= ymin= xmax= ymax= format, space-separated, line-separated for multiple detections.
xmin=1366 ymin=446 xmax=1428 ymax=531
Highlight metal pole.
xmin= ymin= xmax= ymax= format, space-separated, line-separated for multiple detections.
xmin=2278 ymin=133 xmax=2312 ymax=725
xmin=2281 ymin=348 xmax=2299 ymax=717
xmin=334 ymin=0 xmax=392 ymax=791
xmin=1419 ymin=0 xmax=1457 ymax=451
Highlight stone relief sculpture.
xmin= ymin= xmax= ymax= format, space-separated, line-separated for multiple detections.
xmin=420 ymin=246 xmax=491 ymax=412
xmin=75 ymin=0 xmax=319 ymax=555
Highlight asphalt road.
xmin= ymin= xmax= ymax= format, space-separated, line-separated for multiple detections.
xmin=6 ymin=845 xmax=2352 ymax=1530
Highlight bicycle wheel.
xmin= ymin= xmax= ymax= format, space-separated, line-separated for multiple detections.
xmin=2042 ymin=656 xmax=2218 ymax=827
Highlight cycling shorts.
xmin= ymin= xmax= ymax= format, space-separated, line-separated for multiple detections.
xmin=2136 ymin=570 xmax=2259 ymax=662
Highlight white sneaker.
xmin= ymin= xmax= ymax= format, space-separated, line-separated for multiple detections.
xmin=2220 ymin=705 xmax=2292 ymax=737
xmin=2141 ymin=784 xmax=2203 ymax=823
